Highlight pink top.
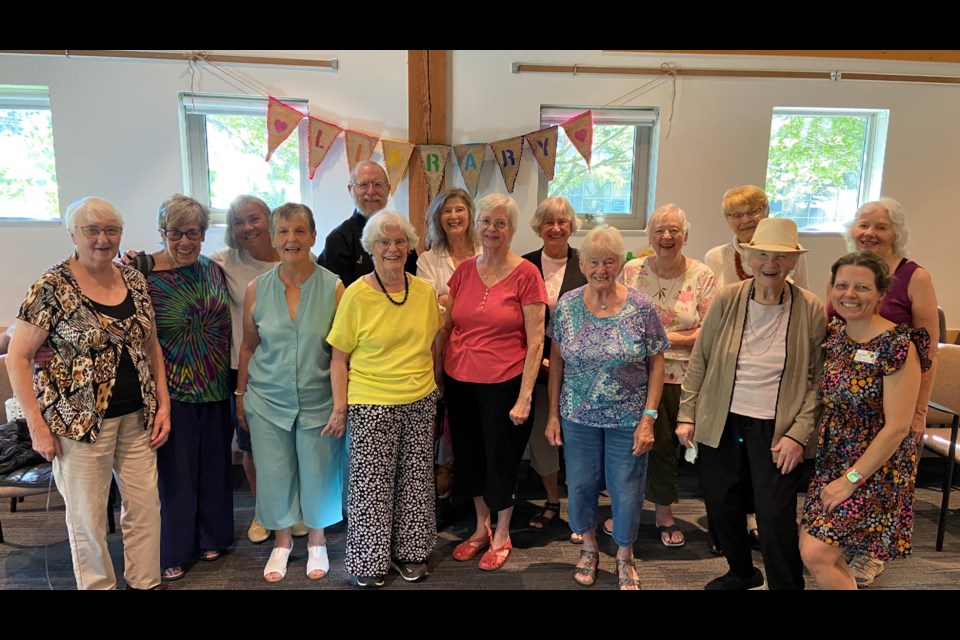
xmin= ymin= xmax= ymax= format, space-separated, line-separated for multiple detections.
xmin=444 ymin=257 xmax=547 ymax=383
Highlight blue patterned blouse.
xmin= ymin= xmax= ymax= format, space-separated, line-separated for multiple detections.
xmin=549 ymin=286 xmax=668 ymax=429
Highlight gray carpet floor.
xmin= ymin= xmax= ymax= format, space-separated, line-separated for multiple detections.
xmin=3 ymin=459 xmax=960 ymax=590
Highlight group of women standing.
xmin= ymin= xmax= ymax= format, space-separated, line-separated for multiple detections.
xmin=4 ymin=182 xmax=938 ymax=591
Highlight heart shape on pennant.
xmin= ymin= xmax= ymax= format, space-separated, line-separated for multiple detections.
xmin=574 ymin=129 xmax=587 ymax=142
xmin=274 ymin=120 xmax=288 ymax=133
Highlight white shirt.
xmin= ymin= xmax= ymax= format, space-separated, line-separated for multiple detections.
xmin=210 ymin=247 xmax=278 ymax=368
xmin=730 ymin=297 xmax=792 ymax=420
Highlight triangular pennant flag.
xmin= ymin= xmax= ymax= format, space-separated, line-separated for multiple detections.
xmin=307 ymin=117 xmax=343 ymax=180
xmin=417 ymin=145 xmax=451 ymax=200
xmin=524 ymin=126 xmax=559 ymax=181
xmin=560 ymin=110 xmax=593 ymax=169
xmin=344 ymin=130 xmax=379 ymax=173
xmin=381 ymin=139 xmax=416 ymax=195
xmin=265 ymin=97 xmax=306 ymax=162
xmin=453 ymin=144 xmax=487 ymax=198
xmin=489 ymin=136 xmax=525 ymax=193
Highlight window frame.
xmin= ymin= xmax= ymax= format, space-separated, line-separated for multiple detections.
xmin=538 ymin=105 xmax=659 ymax=231
xmin=179 ymin=92 xmax=311 ymax=225
xmin=0 ymin=85 xmax=61 ymax=226
xmin=765 ymin=106 xmax=889 ymax=233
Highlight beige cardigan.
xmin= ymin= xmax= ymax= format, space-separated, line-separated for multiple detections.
xmin=678 ymin=280 xmax=826 ymax=450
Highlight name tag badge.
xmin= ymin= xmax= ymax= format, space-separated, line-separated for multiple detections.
xmin=854 ymin=349 xmax=878 ymax=364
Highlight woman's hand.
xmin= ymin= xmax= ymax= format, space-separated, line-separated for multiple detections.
xmin=30 ymin=420 xmax=62 ymax=462
xmin=676 ymin=422 xmax=695 ymax=448
xmin=821 ymin=476 xmax=858 ymax=513
xmin=909 ymin=413 xmax=926 ymax=445
xmin=32 ymin=344 xmax=54 ymax=367
xmin=545 ymin=415 xmax=563 ymax=447
xmin=235 ymin=395 xmax=249 ymax=432
xmin=149 ymin=402 xmax=171 ymax=450
xmin=771 ymin=437 xmax=804 ymax=475
xmin=509 ymin=397 xmax=531 ymax=426
xmin=321 ymin=406 xmax=348 ymax=438
xmin=632 ymin=416 xmax=655 ymax=456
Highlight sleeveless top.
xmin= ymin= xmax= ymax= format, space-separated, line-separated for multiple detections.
xmin=246 ymin=263 xmax=338 ymax=430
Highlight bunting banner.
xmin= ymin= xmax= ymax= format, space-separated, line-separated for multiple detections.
xmin=453 ymin=143 xmax=487 ymax=197
xmin=381 ymin=139 xmax=416 ymax=195
xmin=417 ymin=144 xmax=451 ymax=200
xmin=524 ymin=126 xmax=559 ymax=181
xmin=489 ymin=136 xmax=525 ymax=193
xmin=307 ymin=117 xmax=343 ymax=179
xmin=265 ymin=97 xmax=306 ymax=162
xmin=344 ymin=130 xmax=379 ymax=172
xmin=560 ymin=110 xmax=593 ymax=169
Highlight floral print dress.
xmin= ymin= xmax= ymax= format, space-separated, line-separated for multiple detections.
xmin=801 ymin=319 xmax=931 ymax=560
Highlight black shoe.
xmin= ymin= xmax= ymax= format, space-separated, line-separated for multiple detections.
xmin=707 ymin=538 xmax=722 ymax=556
xmin=704 ymin=568 xmax=764 ymax=590
xmin=355 ymin=574 xmax=385 ymax=587
xmin=390 ymin=559 xmax=429 ymax=582
xmin=747 ymin=528 xmax=761 ymax=550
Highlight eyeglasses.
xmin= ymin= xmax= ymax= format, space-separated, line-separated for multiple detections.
xmin=163 ymin=228 xmax=203 ymax=241
xmin=80 ymin=225 xmax=122 ymax=238
xmin=652 ymin=227 xmax=683 ymax=237
xmin=375 ymin=239 xmax=409 ymax=250
xmin=478 ymin=218 xmax=510 ymax=230
xmin=727 ymin=207 xmax=764 ymax=221
xmin=353 ymin=181 xmax=387 ymax=192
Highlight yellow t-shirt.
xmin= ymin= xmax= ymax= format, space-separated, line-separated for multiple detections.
xmin=327 ymin=274 xmax=443 ymax=405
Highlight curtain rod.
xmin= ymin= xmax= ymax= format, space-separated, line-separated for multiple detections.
xmin=0 ymin=50 xmax=338 ymax=70
xmin=511 ymin=63 xmax=960 ymax=85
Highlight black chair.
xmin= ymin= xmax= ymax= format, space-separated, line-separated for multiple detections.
xmin=923 ymin=343 xmax=960 ymax=550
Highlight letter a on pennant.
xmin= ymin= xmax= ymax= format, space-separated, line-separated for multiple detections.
xmin=344 ymin=130 xmax=379 ymax=173
xmin=489 ymin=136 xmax=525 ymax=193
xmin=453 ymin=143 xmax=486 ymax=197
xmin=381 ymin=139 xmax=416 ymax=195
xmin=560 ymin=110 xmax=593 ymax=170
xmin=417 ymin=144 xmax=451 ymax=200
xmin=524 ymin=126 xmax=558 ymax=181
xmin=307 ymin=117 xmax=343 ymax=179
xmin=265 ymin=97 xmax=306 ymax=162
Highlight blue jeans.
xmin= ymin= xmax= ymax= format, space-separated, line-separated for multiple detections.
xmin=562 ymin=417 xmax=648 ymax=548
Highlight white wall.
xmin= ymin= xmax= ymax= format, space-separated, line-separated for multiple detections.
xmin=1 ymin=50 xmax=958 ymax=334
xmin=450 ymin=50 xmax=960 ymax=333
xmin=0 ymin=50 xmax=407 ymax=321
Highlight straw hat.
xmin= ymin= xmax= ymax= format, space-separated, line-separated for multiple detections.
xmin=742 ymin=218 xmax=808 ymax=254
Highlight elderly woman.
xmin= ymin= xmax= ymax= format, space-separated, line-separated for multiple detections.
xmin=521 ymin=196 xmax=587 ymax=532
xmin=210 ymin=195 xmax=281 ymax=545
xmin=328 ymin=211 xmax=443 ymax=587
xmin=615 ymin=204 xmax=716 ymax=548
xmin=678 ymin=218 xmax=825 ymax=590
xmin=237 ymin=203 xmax=346 ymax=583
xmin=135 ymin=194 xmax=233 ymax=582
xmin=545 ymin=225 xmax=667 ymax=589
xmin=440 ymin=193 xmax=547 ymax=571
xmin=800 ymin=251 xmax=929 ymax=589
xmin=830 ymin=197 xmax=939 ymax=587
xmin=6 ymin=197 xmax=170 ymax=590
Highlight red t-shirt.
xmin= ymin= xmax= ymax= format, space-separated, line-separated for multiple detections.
xmin=444 ymin=257 xmax=547 ymax=383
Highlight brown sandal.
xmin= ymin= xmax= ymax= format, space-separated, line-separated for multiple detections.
xmin=616 ymin=558 xmax=641 ymax=590
xmin=573 ymin=550 xmax=599 ymax=586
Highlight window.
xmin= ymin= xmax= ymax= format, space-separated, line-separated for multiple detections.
xmin=539 ymin=106 xmax=658 ymax=231
xmin=765 ymin=107 xmax=889 ymax=232
xmin=180 ymin=93 xmax=310 ymax=223
xmin=0 ymin=85 xmax=60 ymax=223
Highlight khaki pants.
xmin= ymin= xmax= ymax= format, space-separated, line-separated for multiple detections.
xmin=53 ymin=410 xmax=161 ymax=590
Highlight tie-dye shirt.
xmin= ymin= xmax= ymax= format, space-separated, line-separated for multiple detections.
xmin=549 ymin=286 xmax=668 ymax=429
xmin=147 ymin=256 xmax=231 ymax=403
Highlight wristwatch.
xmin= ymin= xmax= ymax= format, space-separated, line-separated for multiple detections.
xmin=845 ymin=468 xmax=865 ymax=486
xmin=642 ymin=409 xmax=659 ymax=420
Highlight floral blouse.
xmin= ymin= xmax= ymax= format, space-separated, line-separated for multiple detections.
xmin=620 ymin=257 xmax=716 ymax=384
xmin=17 ymin=259 xmax=159 ymax=442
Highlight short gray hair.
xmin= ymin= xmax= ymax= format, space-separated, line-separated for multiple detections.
xmin=476 ymin=193 xmax=520 ymax=230
xmin=646 ymin=203 xmax=690 ymax=236
xmin=64 ymin=197 xmax=124 ymax=232
xmin=846 ymin=197 xmax=910 ymax=257
xmin=529 ymin=196 xmax=580 ymax=235
xmin=224 ymin=194 xmax=270 ymax=249
xmin=362 ymin=210 xmax=419 ymax=254
xmin=158 ymin=194 xmax=210 ymax=233
xmin=579 ymin=225 xmax=626 ymax=269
